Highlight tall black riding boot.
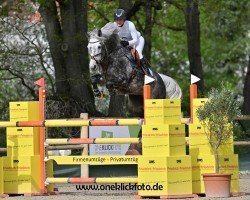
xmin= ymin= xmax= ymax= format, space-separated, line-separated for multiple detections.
xmin=140 ymin=58 xmax=152 ymax=76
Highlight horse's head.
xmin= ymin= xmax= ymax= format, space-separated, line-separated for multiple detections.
xmin=87 ymin=23 xmax=119 ymax=64
xmin=87 ymin=23 xmax=120 ymax=76
xmin=87 ymin=29 xmax=105 ymax=72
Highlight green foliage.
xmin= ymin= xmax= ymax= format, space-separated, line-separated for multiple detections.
xmin=200 ymin=0 xmax=250 ymax=93
xmin=196 ymin=83 xmax=241 ymax=150
xmin=234 ymin=121 xmax=250 ymax=141
xmin=88 ymin=1 xmax=118 ymax=30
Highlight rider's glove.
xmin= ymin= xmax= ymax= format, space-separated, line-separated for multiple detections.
xmin=120 ymin=40 xmax=129 ymax=47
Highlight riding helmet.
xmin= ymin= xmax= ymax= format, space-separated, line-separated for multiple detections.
xmin=114 ymin=9 xmax=126 ymax=21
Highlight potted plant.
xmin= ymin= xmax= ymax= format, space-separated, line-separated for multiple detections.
xmin=196 ymin=84 xmax=240 ymax=197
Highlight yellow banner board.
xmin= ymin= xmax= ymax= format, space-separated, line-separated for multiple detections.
xmin=138 ymin=156 xmax=192 ymax=196
xmin=192 ymin=98 xmax=208 ymax=124
xmin=9 ymin=101 xmax=39 ymax=121
xmin=144 ymin=99 xmax=182 ymax=125
xmin=3 ymin=156 xmax=41 ymax=194
xmin=49 ymin=155 xmax=140 ymax=165
xmin=7 ymin=127 xmax=40 ymax=156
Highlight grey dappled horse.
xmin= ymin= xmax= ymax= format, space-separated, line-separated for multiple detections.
xmin=88 ymin=22 xmax=182 ymax=118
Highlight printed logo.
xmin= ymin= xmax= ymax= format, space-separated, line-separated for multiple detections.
xmin=101 ymin=131 xmax=113 ymax=138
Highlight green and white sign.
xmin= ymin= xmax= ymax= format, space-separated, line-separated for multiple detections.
xmin=89 ymin=126 xmax=141 ymax=155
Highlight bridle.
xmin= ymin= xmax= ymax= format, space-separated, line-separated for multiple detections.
xmin=88 ymin=39 xmax=107 ymax=68
xmin=88 ymin=37 xmax=139 ymax=92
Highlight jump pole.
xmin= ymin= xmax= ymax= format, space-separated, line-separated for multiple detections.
xmin=143 ymin=84 xmax=151 ymax=125
xmin=190 ymin=84 xmax=198 ymax=123
xmin=46 ymin=138 xmax=141 ymax=145
xmin=35 ymin=78 xmax=46 ymax=194
xmin=46 ymin=177 xmax=138 ymax=184
xmin=0 ymin=119 xmax=143 ymax=127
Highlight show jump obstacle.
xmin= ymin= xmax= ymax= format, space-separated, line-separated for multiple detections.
xmin=0 ymin=78 xmax=239 ymax=198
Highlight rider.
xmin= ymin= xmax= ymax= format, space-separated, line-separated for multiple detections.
xmin=113 ymin=9 xmax=152 ymax=76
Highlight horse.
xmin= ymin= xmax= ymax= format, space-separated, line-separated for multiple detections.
xmin=87 ymin=22 xmax=182 ymax=118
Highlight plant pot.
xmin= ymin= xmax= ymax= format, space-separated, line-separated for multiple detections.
xmin=202 ymin=173 xmax=232 ymax=197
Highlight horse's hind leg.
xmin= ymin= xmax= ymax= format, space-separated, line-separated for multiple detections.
xmin=127 ymin=95 xmax=144 ymax=118
xmin=151 ymin=72 xmax=166 ymax=99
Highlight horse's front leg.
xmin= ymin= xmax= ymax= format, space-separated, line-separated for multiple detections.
xmin=91 ymin=74 xmax=104 ymax=97
xmin=92 ymin=83 xmax=102 ymax=97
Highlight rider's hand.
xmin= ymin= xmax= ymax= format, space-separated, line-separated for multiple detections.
xmin=120 ymin=40 xmax=129 ymax=47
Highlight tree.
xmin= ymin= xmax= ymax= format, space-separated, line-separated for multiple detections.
xmin=143 ymin=0 xmax=152 ymax=62
xmin=184 ymin=0 xmax=204 ymax=93
xmin=0 ymin=1 xmax=53 ymax=101
xmin=243 ymin=54 xmax=250 ymax=115
xmin=197 ymin=85 xmax=240 ymax=173
xmin=38 ymin=0 xmax=97 ymax=118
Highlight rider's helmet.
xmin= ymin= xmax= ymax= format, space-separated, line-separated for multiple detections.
xmin=114 ymin=9 xmax=126 ymax=21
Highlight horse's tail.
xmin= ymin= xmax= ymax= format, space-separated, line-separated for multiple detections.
xmin=159 ymin=73 xmax=182 ymax=99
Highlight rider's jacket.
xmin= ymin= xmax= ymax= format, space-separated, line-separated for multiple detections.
xmin=113 ymin=20 xmax=141 ymax=47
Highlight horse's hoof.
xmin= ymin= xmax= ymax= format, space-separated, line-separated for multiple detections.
xmin=125 ymin=149 xmax=140 ymax=155
xmin=94 ymin=90 xmax=102 ymax=97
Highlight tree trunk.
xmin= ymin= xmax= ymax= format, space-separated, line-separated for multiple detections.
xmin=39 ymin=0 xmax=96 ymax=117
xmin=243 ymin=54 xmax=250 ymax=115
xmin=39 ymin=1 xmax=69 ymax=97
xmin=108 ymin=95 xmax=127 ymax=117
xmin=214 ymin=147 xmax=220 ymax=174
xmin=185 ymin=0 xmax=204 ymax=93
xmin=118 ymin=0 xmax=133 ymax=11
xmin=144 ymin=0 xmax=152 ymax=62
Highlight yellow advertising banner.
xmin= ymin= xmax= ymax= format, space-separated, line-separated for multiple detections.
xmin=7 ymin=127 xmax=40 ymax=156
xmin=144 ymin=99 xmax=182 ymax=125
xmin=9 ymin=101 xmax=39 ymax=121
xmin=49 ymin=155 xmax=140 ymax=165
xmin=142 ymin=124 xmax=185 ymax=138
xmin=138 ymin=156 xmax=192 ymax=196
xmin=192 ymin=98 xmax=208 ymax=124
xmin=0 ymin=158 xmax=3 ymax=194
xmin=142 ymin=137 xmax=186 ymax=156
xmin=3 ymin=156 xmax=41 ymax=194
xmin=189 ymin=138 xmax=234 ymax=156
xmin=188 ymin=124 xmax=234 ymax=155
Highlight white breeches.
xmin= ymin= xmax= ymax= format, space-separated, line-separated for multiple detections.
xmin=135 ymin=36 xmax=144 ymax=59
